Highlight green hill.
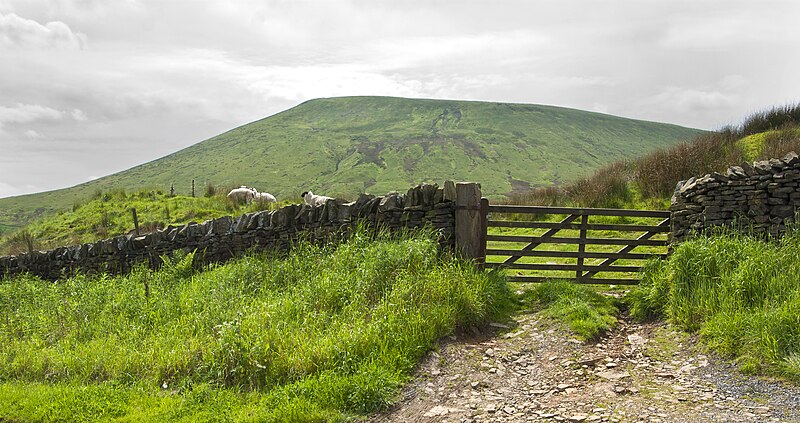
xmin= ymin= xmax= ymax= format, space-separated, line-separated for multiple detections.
xmin=0 ymin=96 xmax=702 ymax=232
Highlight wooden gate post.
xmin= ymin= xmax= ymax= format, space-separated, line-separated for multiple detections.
xmin=455 ymin=182 xmax=486 ymax=263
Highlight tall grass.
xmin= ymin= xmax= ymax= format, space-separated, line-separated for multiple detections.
xmin=627 ymin=227 xmax=800 ymax=379
xmin=0 ymin=230 xmax=512 ymax=421
xmin=739 ymin=104 xmax=800 ymax=136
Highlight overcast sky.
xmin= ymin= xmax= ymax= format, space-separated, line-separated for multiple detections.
xmin=1 ymin=0 xmax=798 ymax=199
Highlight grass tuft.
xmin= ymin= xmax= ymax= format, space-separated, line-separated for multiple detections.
xmin=522 ymin=280 xmax=618 ymax=340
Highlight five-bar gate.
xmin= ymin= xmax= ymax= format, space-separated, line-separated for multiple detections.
xmin=481 ymin=205 xmax=670 ymax=285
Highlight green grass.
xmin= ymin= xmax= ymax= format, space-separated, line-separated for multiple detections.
xmin=627 ymin=228 xmax=800 ymax=379
xmin=0 ymin=230 xmax=513 ymax=422
xmin=0 ymin=188 xmax=283 ymax=255
xmin=0 ymin=96 xmax=702 ymax=232
xmin=521 ymin=280 xmax=619 ymax=340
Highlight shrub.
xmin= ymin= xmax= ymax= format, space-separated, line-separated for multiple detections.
xmin=566 ymin=160 xmax=632 ymax=208
xmin=739 ymin=104 xmax=800 ymax=136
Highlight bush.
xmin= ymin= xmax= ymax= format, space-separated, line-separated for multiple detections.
xmin=567 ymin=161 xmax=633 ymax=208
xmin=739 ymin=104 xmax=800 ymax=136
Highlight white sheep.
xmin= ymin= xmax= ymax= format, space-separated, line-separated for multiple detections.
xmin=227 ymin=186 xmax=256 ymax=205
xmin=253 ymin=191 xmax=277 ymax=203
xmin=301 ymin=191 xmax=333 ymax=207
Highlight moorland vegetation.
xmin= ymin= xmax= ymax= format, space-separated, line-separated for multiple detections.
xmin=510 ymin=104 xmax=800 ymax=209
xmin=519 ymin=105 xmax=800 ymax=382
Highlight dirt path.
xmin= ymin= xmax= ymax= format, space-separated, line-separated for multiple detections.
xmin=369 ymin=311 xmax=800 ymax=422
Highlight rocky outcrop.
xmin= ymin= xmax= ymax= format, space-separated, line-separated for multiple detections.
xmin=0 ymin=182 xmax=457 ymax=281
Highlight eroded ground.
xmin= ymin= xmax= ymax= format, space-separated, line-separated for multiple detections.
xmin=370 ymin=312 xmax=800 ymax=423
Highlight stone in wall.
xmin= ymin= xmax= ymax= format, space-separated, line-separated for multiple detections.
xmin=670 ymin=152 xmax=800 ymax=243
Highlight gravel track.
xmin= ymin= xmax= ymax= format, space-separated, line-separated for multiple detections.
xmin=370 ymin=311 xmax=800 ymax=423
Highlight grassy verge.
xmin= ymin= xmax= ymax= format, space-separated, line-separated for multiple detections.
xmin=0 ymin=230 xmax=512 ymax=422
xmin=627 ymin=228 xmax=800 ymax=379
xmin=521 ymin=280 xmax=619 ymax=340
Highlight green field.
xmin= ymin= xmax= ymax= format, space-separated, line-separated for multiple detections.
xmin=0 ymin=96 xmax=702 ymax=233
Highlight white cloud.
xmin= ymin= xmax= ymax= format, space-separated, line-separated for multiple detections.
xmin=658 ymin=4 xmax=799 ymax=51
xmin=358 ymin=30 xmax=552 ymax=70
xmin=0 ymin=103 xmax=63 ymax=126
xmin=649 ymin=87 xmax=737 ymax=112
xmin=23 ymin=129 xmax=43 ymax=139
xmin=0 ymin=103 xmax=90 ymax=129
xmin=70 ymin=108 xmax=88 ymax=121
xmin=0 ymin=12 xmax=87 ymax=50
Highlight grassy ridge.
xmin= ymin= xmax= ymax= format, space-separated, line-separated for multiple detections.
xmin=0 ymin=230 xmax=512 ymax=421
xmin=627 ymin=229 xmax=800 ymax=379
xmin=0 ymin=96 xmax=701 ymax=232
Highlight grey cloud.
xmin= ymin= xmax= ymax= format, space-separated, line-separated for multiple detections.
xmin=0 ymin=12 xmax=87 ymax=49
xmin=1 ymin=0 xmax=799 ymax=198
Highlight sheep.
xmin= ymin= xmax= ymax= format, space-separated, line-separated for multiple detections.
xmin=253 ymin=191 xmax=276 ymax=203
xmin=227 ymin=186 xmax=256 ymax=205
xmin=301 ymin=190 xmax=333 ymax=207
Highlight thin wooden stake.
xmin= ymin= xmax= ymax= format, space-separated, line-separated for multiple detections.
xmin=131 ymin=207 xmax=140 ymax=236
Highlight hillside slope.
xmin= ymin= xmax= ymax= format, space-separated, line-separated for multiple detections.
xmin=0 ymin=96 xmax=702 ymax=231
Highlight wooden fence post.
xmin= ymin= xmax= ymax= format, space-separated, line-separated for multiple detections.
xmin=131 ymin=207 xmax=140 ymax=236
xmin=455 ymin=182 xmax=486 ymax=263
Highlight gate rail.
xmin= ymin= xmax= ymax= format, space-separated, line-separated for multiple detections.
xmin=482 ymin=205 xmax=670 ymax=285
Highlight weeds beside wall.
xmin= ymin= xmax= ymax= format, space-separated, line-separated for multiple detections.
xmin=671 ymin=152 xmax=800 ymax=242
xmin=0 ymin=183 xmax=461 ymax=281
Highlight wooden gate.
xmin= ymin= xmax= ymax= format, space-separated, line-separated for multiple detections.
xmin=481 ymin=205 xmax=670 ymax=285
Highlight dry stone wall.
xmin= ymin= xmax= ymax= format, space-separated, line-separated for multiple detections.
xmin=670 ymin=152 xmax=800 ymax=242
xmin=0 ymin=182 xmax=458 ymax=281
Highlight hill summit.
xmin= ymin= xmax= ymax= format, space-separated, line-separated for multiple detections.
xmin=0 ymin=96 xmax=702 ymax=231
